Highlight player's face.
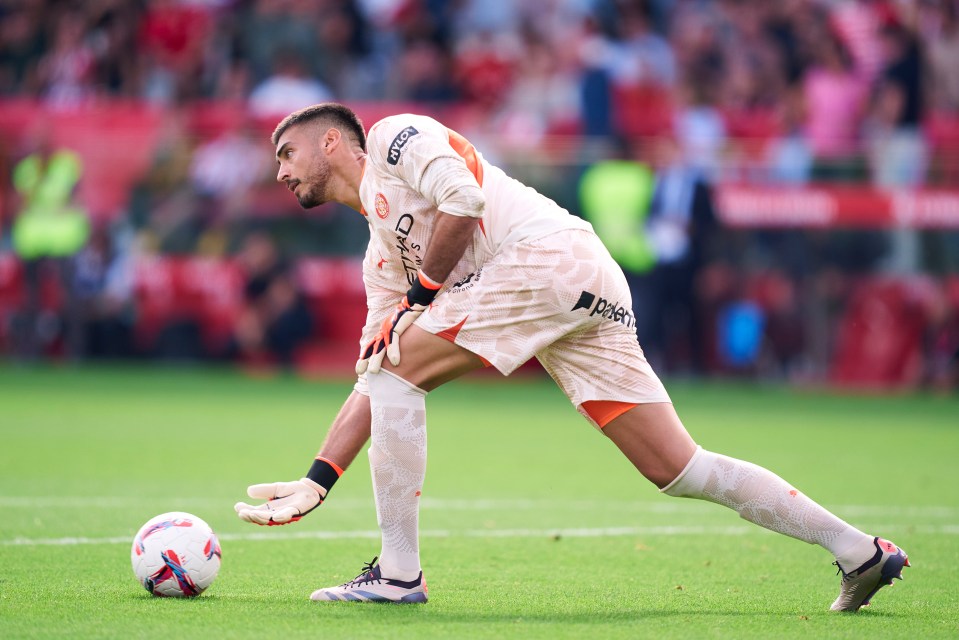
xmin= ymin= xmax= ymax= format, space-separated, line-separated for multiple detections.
xmin=275 ymin=127 xmax=332 ymax=209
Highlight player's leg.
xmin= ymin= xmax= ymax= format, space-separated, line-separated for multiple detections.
xmin=311 ymin=328 xmax=484 ymax=602
xmin=369 ymin=327 xmax=484 ymax=577
xmin=378 ymin=324 xmax=488 ymax=392
xmin=603 ymin=403 xmax=874 ymax=555
xmin=599 ymin=402 xmax=697 ymax=487
xmin=602 ymin=406 xmax=909 ymax=611
xmin=319 ymin=228 xmax=603 ymax=601
xmin=531 ymin=228 xmax=908 ymax=611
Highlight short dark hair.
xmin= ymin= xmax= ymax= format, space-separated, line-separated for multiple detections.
xmin=271 ymin=103 xmax=367 ymax=151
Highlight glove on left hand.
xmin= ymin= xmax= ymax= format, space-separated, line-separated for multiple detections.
xmin=356 ymin=272 xmax=441 ymax=375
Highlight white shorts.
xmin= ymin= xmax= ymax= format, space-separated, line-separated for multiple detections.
xmin=416 ymin=229 xmax=670 ymax=427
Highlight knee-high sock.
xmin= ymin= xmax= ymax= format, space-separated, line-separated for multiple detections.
xmin=662 ymin=447 xmax=874 ymax=570
xmin=367 ymin=370 xmax=427 ymax=581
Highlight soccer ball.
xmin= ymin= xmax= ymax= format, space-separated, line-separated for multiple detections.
xmin=131 ymin=512 xmax=221 ymax=597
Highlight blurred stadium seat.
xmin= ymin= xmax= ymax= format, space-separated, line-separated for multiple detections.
xmin=830 ymin=277 xmax=928 ymax=388
xmin=293 ymin=257 xmax=367 ymax=375
xmin=1 ymin=0 xmax=958 ymax=386
xmin=0 ymin=253 xmax=24 ymax=350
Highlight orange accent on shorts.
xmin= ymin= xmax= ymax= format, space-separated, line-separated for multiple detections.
xmin=447 ymin=128 xmax=484 ymax=187
xmin=437 ymin=316 xmax=468 ymax=342
xmin=316 ymin=456 xmax=345 ymax=477
xmin=478 ymin=219 xmax=486 ymax=237
xmin=580 ymin=400 xmax=638 ymax=428
xmin=434 ymin=317 xmax=492 ymax=366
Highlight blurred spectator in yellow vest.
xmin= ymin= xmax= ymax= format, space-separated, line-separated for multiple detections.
xmin=12 ymin=141 xmax=88 ymax=260
xmin=10 ymin=134 xmax=89 ymax=359
xmin=578 ymin=141 xmax=657 ymax=343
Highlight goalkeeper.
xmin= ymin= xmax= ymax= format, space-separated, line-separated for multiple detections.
xmin=235 ymin=103 xmax=908 ymax=610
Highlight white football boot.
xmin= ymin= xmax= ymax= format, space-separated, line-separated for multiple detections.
xmin=310 ymin=557 xmax=428 ymax=603
xmin=831 ymin=537 xmax=909 ymax=612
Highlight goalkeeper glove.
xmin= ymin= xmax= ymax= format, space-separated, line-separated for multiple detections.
xmin=356 ymin=271 xmax=442 ymax=375
xmin=234 ymin=457 xmax=343 ymax=526
xmin=234 ymin=478 xmax=324 ymax=526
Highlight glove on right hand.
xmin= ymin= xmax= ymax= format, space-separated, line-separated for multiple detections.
xmin=234 ymin=478 xmax=325 ymax=526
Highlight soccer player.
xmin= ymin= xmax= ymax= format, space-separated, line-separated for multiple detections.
xmin=234 ymin=103 xmax=908 ymax=610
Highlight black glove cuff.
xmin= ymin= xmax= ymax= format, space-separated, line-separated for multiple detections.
xmin=407 ymin=276 xmax=441 ymax=307
xmin=306 ymin=457 xmax=342 ymax=495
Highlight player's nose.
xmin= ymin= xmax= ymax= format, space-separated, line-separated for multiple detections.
xmin=276 ymin=164 xmax=289 ymax=183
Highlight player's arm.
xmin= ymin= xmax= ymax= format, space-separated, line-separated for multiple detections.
xmin=314 ymin=388 xmax=371 ymax=469
xmin=358 ymin=123 xmax=485 ymax=373
xmin=416 ymin=128 xmax=486 ymax=282
xmin=234 ymin=390 xmax=372 ymax=526
xmin=419 ymin=212 xmax=480 ymax=287
xmin=236 ymin=274 xmax=396 ymax=526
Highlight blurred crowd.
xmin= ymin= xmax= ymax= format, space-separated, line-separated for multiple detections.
xmin=1 ymin=0 xmax=958 ymax=386
xmin=2 ymin=0 xmax=959 ymax=163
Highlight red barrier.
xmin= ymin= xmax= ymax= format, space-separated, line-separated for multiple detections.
xmin=132 ymin=256 xmax=243 ymax=354
xmin=294 ymin=257 xmax=367 ymax=374
xmin=130 ymin=254 xmax=368 ymax=371
xmin=716 ymin=185 xmax=959 ymax=228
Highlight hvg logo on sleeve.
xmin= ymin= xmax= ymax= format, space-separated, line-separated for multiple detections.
xmin=387 ymin=126 xmax=419 ymax=165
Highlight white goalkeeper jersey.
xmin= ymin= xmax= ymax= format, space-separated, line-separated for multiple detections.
xmin=357 ymin=114 xmax=593 ymax=302
xmin=353 ymin=115 xmax=670 ymax=414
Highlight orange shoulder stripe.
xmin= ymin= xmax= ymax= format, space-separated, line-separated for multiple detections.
xmin=447 ymin=128 xmax=484 ymax=187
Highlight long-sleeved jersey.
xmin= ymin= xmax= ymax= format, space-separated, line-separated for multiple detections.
xmin=355 ymin=114 xmax=670 ymax=418
xmin=358 ymin=114 xmax=593 ymax=305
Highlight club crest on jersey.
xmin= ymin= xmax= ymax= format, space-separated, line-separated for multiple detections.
xmin=387 ymin=126 xmax=419 ymax=165
xmin=375 ymin=193 xmax=389 ymax=219
xmin=450 ymin=269 xmax=482 ymax=292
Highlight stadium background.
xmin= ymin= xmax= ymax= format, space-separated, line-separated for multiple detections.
xmin=1 ymin=0 xmax=958 ymax=384
xmin=2 ymin=3 xmax=959 ymax=638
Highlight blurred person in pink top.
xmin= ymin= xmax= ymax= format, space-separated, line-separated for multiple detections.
xmin=802 ymin=26 xmax=869 ymax=181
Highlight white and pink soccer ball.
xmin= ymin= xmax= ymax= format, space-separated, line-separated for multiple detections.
xmin=131 ymin=512 xmax=221 ymax=597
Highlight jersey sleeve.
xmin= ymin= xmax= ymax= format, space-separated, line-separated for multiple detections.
xmin=369 ymin=116 xmax=485 ymax=219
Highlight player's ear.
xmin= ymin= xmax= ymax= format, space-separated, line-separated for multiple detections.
xmin=322 ymin=127 xmax=340 ymax=152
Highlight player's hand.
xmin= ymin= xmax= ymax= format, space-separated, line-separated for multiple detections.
xmin=356 ymin=298 xmax=429 ymax=375
xmin=234 ymin=478 xmax=325 ymax=526
xmin=356 ymin=272 xmax=441 ymax=375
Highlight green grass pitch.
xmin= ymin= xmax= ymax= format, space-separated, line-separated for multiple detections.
xmin=1 ymin=364 xmax=957 ymax=639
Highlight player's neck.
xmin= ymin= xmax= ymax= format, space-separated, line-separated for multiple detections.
xmin=338 ymin=152 xmax=367 ymax=213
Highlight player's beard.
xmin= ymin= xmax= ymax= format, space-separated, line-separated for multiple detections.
xmin=295 ymin=157 xmax=333 ymax=209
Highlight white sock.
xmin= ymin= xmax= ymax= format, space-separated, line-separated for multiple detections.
xmin=662 ymin=447 xmax=875 ymax=570
xmin=367 ymin=370 xmax=427 ymax=581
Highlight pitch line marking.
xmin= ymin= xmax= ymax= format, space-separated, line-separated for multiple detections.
xmin=3 ymin=524 xmax=958 ymax=547
xmin=0 ymin=496 xmax=955 ymax=518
